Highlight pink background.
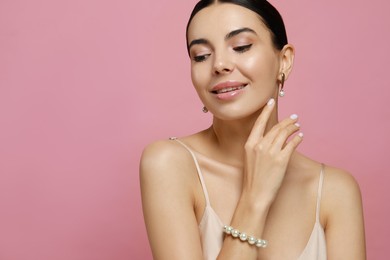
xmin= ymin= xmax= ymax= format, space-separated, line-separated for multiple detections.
xmin=0 ymin=0 xmax=389 ymax=259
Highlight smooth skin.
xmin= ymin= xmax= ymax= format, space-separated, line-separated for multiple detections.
xmin=140 ymin=3 xmax=365 ymax=260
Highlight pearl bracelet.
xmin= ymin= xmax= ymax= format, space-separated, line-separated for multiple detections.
xmin=223 ymin=225 xmax=268 ymax=248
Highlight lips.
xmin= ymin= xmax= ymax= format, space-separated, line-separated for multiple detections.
xmin=211 ymin=81 xmax=247 ymax=93
xmin=210 ymin=81 xmax=247 ymax=100
xmin=212 ymin=85 xmax=246 ymax=94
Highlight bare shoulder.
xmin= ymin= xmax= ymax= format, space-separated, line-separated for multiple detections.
xmin=140 ymin=138 xmax=185 ymax=170
xmin=140 ymin=138 xmax=195 ymax=184
xmin=322 ymin=165 xmax=362 ymax=202
xmin=140 ymin=138 xmax=206 ymax=259
xmin=292 ymin=153 xmax=363 ymax=223
xmin=139 ymin=137 xmax=203 ymax=211
xmin=321 ymin=164 xmax=364 ymax=227
xmin=319 ymin=166 xmax=366 ymax=258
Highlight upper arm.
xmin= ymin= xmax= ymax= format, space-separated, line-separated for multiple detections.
xmin=322 ymin=167 xmax=366 ymax=260
xmin=140 ymin=140 xmax=203 ymax=260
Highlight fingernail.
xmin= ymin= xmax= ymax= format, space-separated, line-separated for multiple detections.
xmin=298 ymin=132 xmax=304 ymax=138
xmin=267 ymin=98 xmax=275 ymax=106
xmin=294 ymin=123 xmax=300 ymax=128
xmin=290 ymin=114 xmax=298 ymax=120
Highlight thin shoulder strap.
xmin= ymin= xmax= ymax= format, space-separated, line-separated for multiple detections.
xmin=315 ymin=163 xmax=325 ymax=222
xmin=169 ymin=137 xmax=211 ymax=206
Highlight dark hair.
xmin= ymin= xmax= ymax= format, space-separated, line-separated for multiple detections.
xmin=186 ymin=0 xmax=288 ymax=54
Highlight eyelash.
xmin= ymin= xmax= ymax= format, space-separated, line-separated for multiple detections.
xmin=193 ymin=54 xmax=210 ymax=63
xmin=233 ymin=44 xmax=252 ymax=53
xmin=192 ymin=44 xmax=253 ymax=63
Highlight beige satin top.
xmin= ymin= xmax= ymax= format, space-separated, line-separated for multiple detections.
xmin=173 ymin=138 xmax=327 ymax=260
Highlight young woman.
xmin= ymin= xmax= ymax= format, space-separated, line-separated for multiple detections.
xmin=140 ymin=1 xmax=366 ymax=259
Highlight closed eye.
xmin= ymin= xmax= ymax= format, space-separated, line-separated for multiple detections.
xmin=233 ymin=44 xmax=252 ymax=53
xmin=193 ymin=54 xmax=211 ymax=62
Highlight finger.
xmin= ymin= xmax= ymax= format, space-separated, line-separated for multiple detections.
xmin=247 ymin=98 xmax=275 ymax=144
xmin=271 ymin=122 xmax=301 ymax=150
xmin=263 ymin=114 xmax=299 ymax=144
xmin=282 ymin=132 xmax=304 ymax=156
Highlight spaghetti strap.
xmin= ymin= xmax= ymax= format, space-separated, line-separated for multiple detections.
xmin=298 ymin=164 xmax=327 ymax=260
xmin=315 ymin=164 xmax=325 ymax=222
xmin=169 ymin=137 xmax=211 ymax=206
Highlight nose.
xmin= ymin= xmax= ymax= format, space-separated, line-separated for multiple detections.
xmin=213 ymin=52 xmax=234 ymax=75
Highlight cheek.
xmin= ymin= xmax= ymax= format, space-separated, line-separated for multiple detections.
xmin=191 ymin=64 xmax=208 ymax=91
xmin=242 ymin=56 xmax=262 ymax=74
xmin=240 ymin=53 xmax=278 ymax=80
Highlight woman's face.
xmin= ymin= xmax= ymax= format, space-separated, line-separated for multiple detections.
xmin=187 ymin=3 xmax=287 ymax=120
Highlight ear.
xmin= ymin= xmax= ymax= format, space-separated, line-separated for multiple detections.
xmin=278 ymin=44 xmax=295 ymax=81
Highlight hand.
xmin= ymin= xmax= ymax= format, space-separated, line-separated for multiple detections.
xmin=243 ymin=98 xmax=303 ymax=205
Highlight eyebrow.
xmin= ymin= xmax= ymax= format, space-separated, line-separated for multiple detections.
xmin=225 ymin=27 xmax=257 ymax=40
xmin=188 ymin=38 xmax=210 ymax=49
xmin=188 ymin=27 xmax=257 ymax=49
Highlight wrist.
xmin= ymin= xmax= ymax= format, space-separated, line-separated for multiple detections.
xmin=223 ymin=225 xmax=268 ymax=248
xmin=227 ymin=191 xmax=272 ymax=239
xmin=239 ymin=188 xmax=274 ymax=213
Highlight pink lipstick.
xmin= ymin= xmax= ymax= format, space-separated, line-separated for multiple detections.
xmin=211 ymin=81 xmax=247 ymax=100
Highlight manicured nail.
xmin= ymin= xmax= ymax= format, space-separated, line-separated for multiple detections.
xmin=294 ymin=123 xmax=300 ymax=128
xmin=290 ymin=114 xmax=298 ymax=120
xmin=298 ymin=132 xmax=304 ymax=138
xmin=267 ymin=98 xmax=275 ymax=106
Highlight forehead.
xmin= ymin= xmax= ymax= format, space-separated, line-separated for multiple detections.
xmin=187 ymin=3 xmax=270 ymax=41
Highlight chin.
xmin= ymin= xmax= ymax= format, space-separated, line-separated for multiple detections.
xmin=211 ymin=106 xmax=262 ymax=122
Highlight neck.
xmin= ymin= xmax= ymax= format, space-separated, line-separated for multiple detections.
xmin=206 ymin=106 xmax=279 ymax=166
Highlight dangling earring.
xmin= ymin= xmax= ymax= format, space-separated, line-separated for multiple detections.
xmin=202 ymin=106 xmax=208 ymax=113
xmin=279 ymin=73 xmax=285 ymax=97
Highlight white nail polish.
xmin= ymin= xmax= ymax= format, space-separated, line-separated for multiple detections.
xmin=294 ymin=123 xmax=300 ymax=128
xmin=290 ymin=114 xmax=298 ymax=120
xmin=298 ymin=132 xmax=304 ymax=138
xmin=267 ymin=98 xmax=275 ymax=106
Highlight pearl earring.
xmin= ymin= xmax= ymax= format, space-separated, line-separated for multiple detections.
xmin=202 ymin=106 xmax=208 ymax=113
xmin=279 ymin=73 xmax=285 ymax=97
